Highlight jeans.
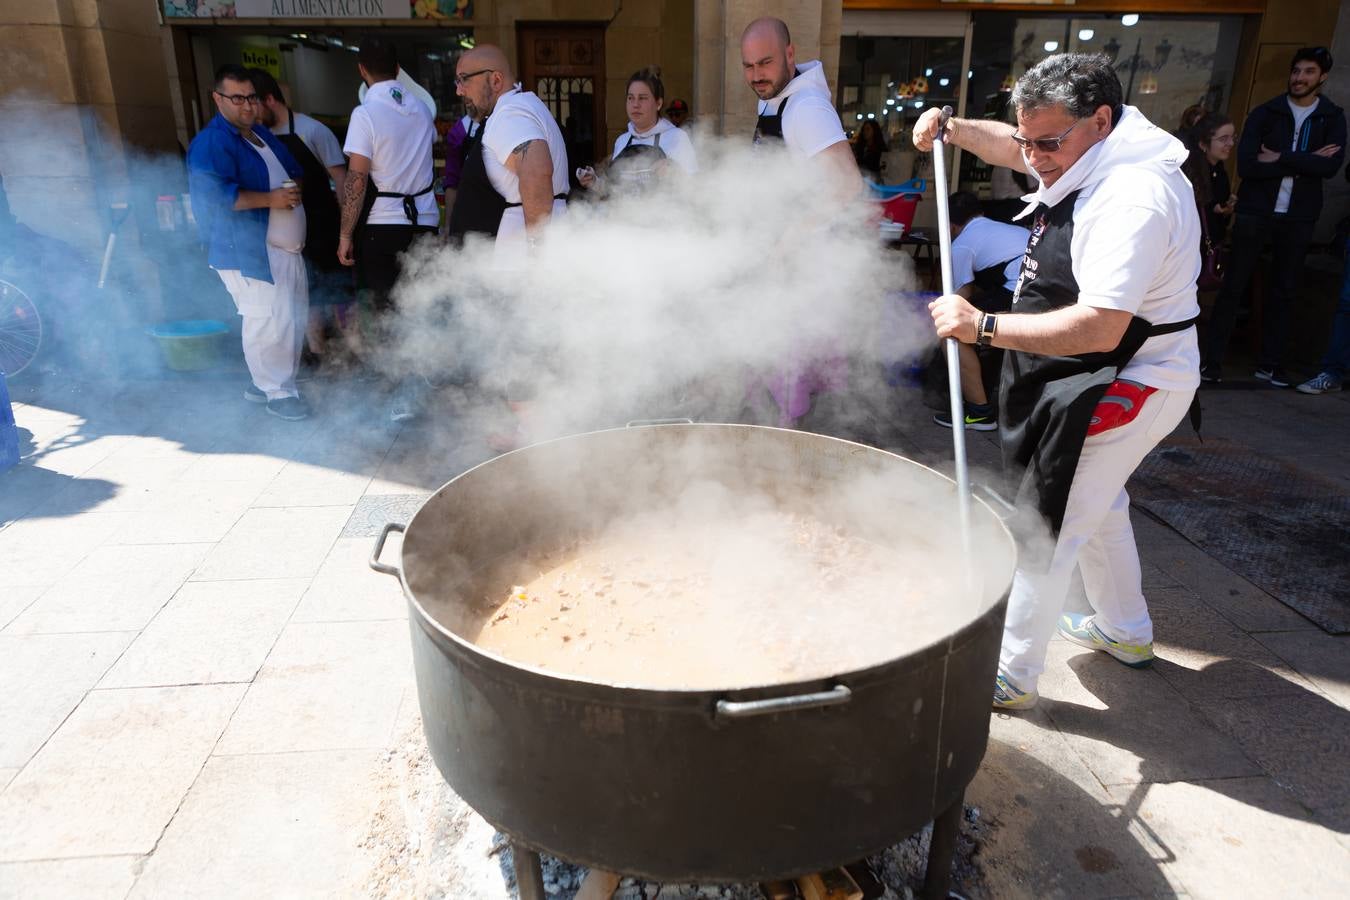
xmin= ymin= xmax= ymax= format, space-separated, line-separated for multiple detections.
xmin=1202 ymin=212 xmax=1315 ymax=373
xmin=1319 ymin=238 xmax=1350 ymax=379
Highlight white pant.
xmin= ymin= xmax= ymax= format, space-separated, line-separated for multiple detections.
xmin=493 ymin=200 xmax=567 ymax=269
xmin=217 ymin=246 xmax=309 ymax=400
xmin=1000 ymin=386 xmax=1196 ymax=692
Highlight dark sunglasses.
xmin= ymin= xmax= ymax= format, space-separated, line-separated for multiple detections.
xmin=1011 ymin=117 xmax=1085 ymax=153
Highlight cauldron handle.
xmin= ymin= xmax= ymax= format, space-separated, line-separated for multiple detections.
xmin=715 ymin=684 xmax=852 ymax=720
xmin=625 ymin=417 xmax=695 ymax=427
xmin=369 ymin=522 xmax=406 ymax=578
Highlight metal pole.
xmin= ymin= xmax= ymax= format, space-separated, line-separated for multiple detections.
xmin=930 ymin=106 xmax=973 ymax=559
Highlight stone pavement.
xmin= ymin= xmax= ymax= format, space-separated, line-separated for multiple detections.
xmin=0 ymin=362 xmax=1347 ymax=899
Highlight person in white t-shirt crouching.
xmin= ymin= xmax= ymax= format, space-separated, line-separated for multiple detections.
xmin=187 ymin=64 xmax=311 ymax=422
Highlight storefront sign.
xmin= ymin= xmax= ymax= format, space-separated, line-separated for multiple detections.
xmin=240 ymin=44 xmax=281 ymax=76
xmin=162 ymin=0 xmax=471 ymax=18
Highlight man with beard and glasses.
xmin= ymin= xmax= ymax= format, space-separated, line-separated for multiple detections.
xmin=188 ymin=64 xmax=310 ymax=421
xmin=339 ymin=36 xmax=439 ymax=423
xmin=915 ymin=53 xmax=1201 ymax=711
xmin=453 ymin=44 xmax=569 ymax=265
xmin=1201 ymin=47 xmax=1345 ymax=387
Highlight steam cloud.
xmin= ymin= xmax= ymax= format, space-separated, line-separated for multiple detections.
xmin=387 ymin=134 xmax=934 ymax=439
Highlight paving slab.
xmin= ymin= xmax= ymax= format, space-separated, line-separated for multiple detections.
xmin=292 ymin=537 xmax=408 ymax=623
xmin=0 ymin=769 xmax=17 ymax=791
xmin=109 ymin=479 xmax=271 ymax=545
xmin=215 ymin=620 xmax=412 ymax=755
xmin=29 ymin=453 xmax=198 ymax=518
xmin=1147 ymin=588 xmax=1318 ymax=702
xmin=0 ymin=584 xmax=43 ymax=631
xmin=0 ymin=513 xmax=132 ymax=588
xmin=98 ymin=579 xmax=309 ymax=689
xmin=180 ymin=451 xmax=292 ymax=484
xmin=0 ymin=856 xmax=142 ymax=900
xmin=968 ymin=737 xmax=1179 ymax=899
xmin=1036 ymin=643 xmax=1262 ymax=788
xmin=253 ymin=461 xmax=374 ymax=508
xmin=126 ymin=750 xmax=382 ymax=899
xmin=0 ymin=464 xmax=87 ymax=528
xmin=1196 ymin=689 xmax=1350 ymax=832
xmin=4 ymin=543 xmax=211 ymax=634
xmin=190 ymin=505 xmax=351 ymax=582
xmin=0 ymin=631 xmax=136 ymax=767
xmin=17 ymin=432 xmax=128 ymax=479
xmin=0 ymin=684 xmax=245 ymax=860
xmin=1111 ymin=777 xmax=1350 ymax=898
xmin=1251 ymin=630 xmax=1350 ymax=710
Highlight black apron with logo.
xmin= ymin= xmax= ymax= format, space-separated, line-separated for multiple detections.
xmin=446 ymin=119 xmax=507 ymax=242
xmin=275 ymin=110 xmax=342 ymax=273
xmin=753 ymin=95 xmax=788 ymax=147
xmin=1000 ymin=190 xmax=1197 ymax=534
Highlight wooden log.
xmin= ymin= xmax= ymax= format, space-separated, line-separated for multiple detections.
xmin=575 ymin=868 xmax=622 ymax=900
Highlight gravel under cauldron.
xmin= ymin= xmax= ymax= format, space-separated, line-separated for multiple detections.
xmin=370 ymin=424 xmax=1015 ymax=899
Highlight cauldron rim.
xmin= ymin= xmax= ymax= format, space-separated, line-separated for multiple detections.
xmin=396 ymin=422 xmax=1014 ymax=698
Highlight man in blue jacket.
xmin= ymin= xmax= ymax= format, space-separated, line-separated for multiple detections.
xmin=1201 ymin=47 xmax=1345 ymax=387
xmin=188 ymin=64 xmax=311 ymax=421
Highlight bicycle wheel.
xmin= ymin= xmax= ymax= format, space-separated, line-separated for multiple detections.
xmin=0 ymin=279 xmax=42 ymax=378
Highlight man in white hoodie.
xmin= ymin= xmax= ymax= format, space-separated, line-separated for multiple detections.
xmin=917 ymin=53 xmax=1201 ymax=710
xmin=741 ymin=17 xmax=861 ymax=199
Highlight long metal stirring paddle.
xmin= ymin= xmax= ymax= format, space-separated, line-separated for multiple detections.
xmin=929 ymin=106 xmax=974 ymax=557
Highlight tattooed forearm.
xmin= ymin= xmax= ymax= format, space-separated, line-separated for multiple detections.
xmin=340 ymin=169 xmax=369 ymax=237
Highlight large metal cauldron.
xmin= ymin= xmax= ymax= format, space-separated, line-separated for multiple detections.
xmin=371 ymin=424 xmax=1015 ymax=891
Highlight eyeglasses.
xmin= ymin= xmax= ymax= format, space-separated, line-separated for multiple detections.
xmin=454 ymin=68 xmax=494 ymax=87
xmin=1011 ymin=117 xmax=1085 ymax=153
xmin=215 ymin=91 xmax=260 ymax=106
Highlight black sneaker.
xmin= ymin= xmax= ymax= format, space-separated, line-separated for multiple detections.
xmin=1254 ymin=367 xmax=1291 ymax=388
xmin=266 ymin=396 xmax=310 ymax=421
xmin=244 ymin=384 xmax=267 ymax=403
xmin=1200 ymin=365 xmax=1222 ymax=384
xmin=933 ymin=406 xmax=998 ymax=431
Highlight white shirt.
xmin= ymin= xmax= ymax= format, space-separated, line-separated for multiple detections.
xmin=357 ymin=67 xmax=437 ymax=118
xmin=611 ymin=118 xmax=698 ymax=174
xmin=1275 ymin=97 xmax=1319 ymax=214
xmin=756 ymin=60 xmax=846 ymax=159
xmin=950 ymin=216 xmax=1028 ymax=293
xmin=343 ymin=80 xmax=438 ymax=227
xmin=1017 ymin=106 xmax=1200 ymax=392
xmin=245 ymin=136 xmax=305 ymax=253
xmin=482 ymin=87 xmax=571 ymax=205
xmin=273 ymin=110 xmax=345 ymax=169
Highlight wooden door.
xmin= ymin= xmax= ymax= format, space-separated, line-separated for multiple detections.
xmin=517 ymin=23 xmax=606 ymax=170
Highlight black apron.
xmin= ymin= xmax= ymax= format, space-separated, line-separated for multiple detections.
xmin=1000 ymin=189 xmax=1198 ymax=534
xmin=609 ymin=132 xmax=666 ymax=191
xmin=973 ymin=256 xmax=1020 ymax=296
xmin=353 ymin=148 xmax=435 ymax=239
xmin=753 ymin=95 xmax=788 ymax=147
xmin=446 ymin=119 xmax=507 ymax=242
xmin=275 ymin=110 xmax=341 ymax=272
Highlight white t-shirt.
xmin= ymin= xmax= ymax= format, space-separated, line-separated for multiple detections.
xmin=950 ymin=216 xmax=1028 ymax=293
xmin=245 ymin=136 xmax=305 ymax=254
xmin=482 ymin=87 xmax=571 ymax=204
xmin=273 ymin=110 xmax=345 ymax=169
xmin=756 ymin=60 xmax=846 ymax=159
xmin=343 ymin=81 xmax=438 ymax=227
xmin=1067 ymin=170 xmax=1200 ymax=391
xmin=611 ymin=118 xmax=698 ymax=174
xmin=1275 ymin=97 xmax=1319 ymax=214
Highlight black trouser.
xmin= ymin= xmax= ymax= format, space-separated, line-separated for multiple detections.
xmin=356 ymin=224 xmax=436 ymax=312
xmin=1202 ymin=212 xmax=1314 ymax=372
